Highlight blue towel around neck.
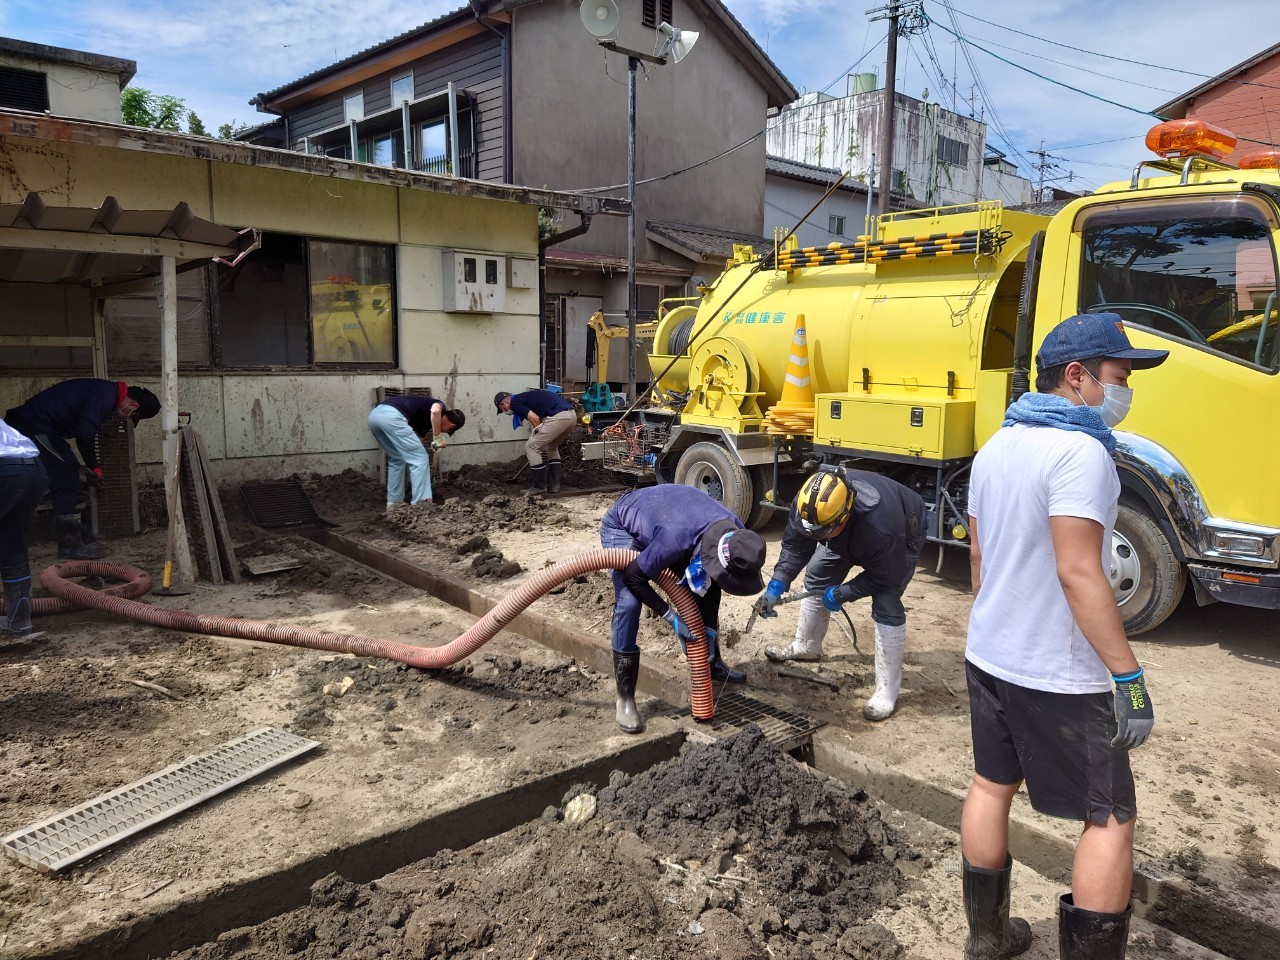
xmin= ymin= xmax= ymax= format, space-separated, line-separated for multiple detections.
xmin=1002 ymin=392 xmax=1116 ymax=453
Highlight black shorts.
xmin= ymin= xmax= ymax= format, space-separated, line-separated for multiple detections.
xmin=966 ymin=660 xmax=1136 ymax=826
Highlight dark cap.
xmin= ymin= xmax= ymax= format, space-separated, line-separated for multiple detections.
xmin=1035 ymin=313 xmax=1170 ymax=371
xmin=126 ymin=386 xmax=161 ymax=422
xmin=493 ymin=391 xmax=511 ymax=414
xmin=698 ymin=519 xmax=765 ymax=596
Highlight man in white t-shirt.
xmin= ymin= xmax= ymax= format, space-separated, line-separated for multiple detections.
xmin=960 ymin=313 xmax=1167 ymax=960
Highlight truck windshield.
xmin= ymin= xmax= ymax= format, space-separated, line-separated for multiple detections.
xmin=1077 ymin=196 xmax=1280 ymax=371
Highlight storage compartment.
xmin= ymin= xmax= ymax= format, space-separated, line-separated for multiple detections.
xmin=815 ymin=394 xmax=976 ymax=460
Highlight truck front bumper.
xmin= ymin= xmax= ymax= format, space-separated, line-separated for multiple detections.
xmin=1188 ymin=563 xmax=1280 ymax=609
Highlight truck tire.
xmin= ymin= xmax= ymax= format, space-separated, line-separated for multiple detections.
xmin=745 ymin=465 xmax=776 ymax=531
xmin=1112 ymin=500 xmax=1186 ymax=635
xmin=675 ymin=442 xmax=751 ymax=522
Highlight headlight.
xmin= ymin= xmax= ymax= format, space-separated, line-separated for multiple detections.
xmin=1211 ymin=532 xmax=1266 ymax=558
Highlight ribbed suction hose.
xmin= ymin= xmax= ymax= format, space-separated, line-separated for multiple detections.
xmin=39 ymin=550 xmax=716 ymax=720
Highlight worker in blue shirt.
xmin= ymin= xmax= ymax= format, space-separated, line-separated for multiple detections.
xmin=5 ymin=378 xmax=159 ymax=560
xmin=600 ymin=484 xmax=766 ymax=733
xmin=0 ymin=419 xmax=47 ymax=640
xmin=494 ymin=389 xmax=577 ymax=495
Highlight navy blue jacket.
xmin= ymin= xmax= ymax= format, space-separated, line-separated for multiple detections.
xmin=6 ymin=379 xmax=120 ymax=469
xmin=510 ymin=389 xmax=572 ymax=422
xmin=772 ymin=469 xmax=926 ymax=600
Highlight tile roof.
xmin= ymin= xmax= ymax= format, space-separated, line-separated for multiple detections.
xmin=646 ymin=220 xmax=772 ymax=260
xmin=765 ymin=154 xmax=868 ymax=192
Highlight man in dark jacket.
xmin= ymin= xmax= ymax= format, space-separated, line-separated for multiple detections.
xmin=494 ymin=388 xmax=576 ymax=495
xmin=600 ymin=484 xmax=766 ymax=733
xmin=757 ymin=468 xmax=926 ymax=721
xmin=5 ymin=378 xmax=160 ymax=559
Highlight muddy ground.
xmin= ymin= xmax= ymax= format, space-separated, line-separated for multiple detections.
xmin=0 ymin=444 xmax=1275 ymax=959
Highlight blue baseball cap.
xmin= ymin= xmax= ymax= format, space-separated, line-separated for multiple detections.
xmin=1035 ymin=313 xmax=1170 ymax=371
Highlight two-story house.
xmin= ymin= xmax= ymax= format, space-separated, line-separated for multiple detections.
xmin=243 ymin=0 xmax=795 ymax=391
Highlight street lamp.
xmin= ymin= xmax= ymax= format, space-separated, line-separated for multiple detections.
xmin=580 ymin=0 xmax=698 ymax=402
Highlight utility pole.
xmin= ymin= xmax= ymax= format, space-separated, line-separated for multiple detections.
xmin=1029 ymin=140 xmax=1071 ymax=202
xmin=868 ymin=2 xmax=925 ymax=217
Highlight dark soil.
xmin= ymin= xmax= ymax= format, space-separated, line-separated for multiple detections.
xmin=167 ymin=726 xmax=914 ymax=960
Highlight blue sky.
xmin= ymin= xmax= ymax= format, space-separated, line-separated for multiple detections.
xmin=2 ymin=0 xmax=1273 ymax=193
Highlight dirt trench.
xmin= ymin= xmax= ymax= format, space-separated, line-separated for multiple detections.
xmin=168 ymin=726 xmax=912 ymax=960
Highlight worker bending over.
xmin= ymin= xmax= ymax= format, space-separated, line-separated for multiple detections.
xmin=494 ymin=388 xmax=576 ymax=495
xmin=757 ymin=468 xmax=926 ymax=721
xmin=5 ymin=378 xmax=159 ymax=560
xmin=600 ymin=485 xmax=765 ymax=733
xmin=0 ymin=419 xmax=47 ymax=640
xmin=368 ymin=394 xmax=465 ymax=512
xmin=960 ymin=313 xmax=1165 ymax=960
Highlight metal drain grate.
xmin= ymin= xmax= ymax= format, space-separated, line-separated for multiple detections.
xmin=675 ymin=690 xmax=824 ymax=752
xmin=1 ymin=727 xmax=319 ymax=873
xmin=240 ymin=479 xmax=330 ymax=528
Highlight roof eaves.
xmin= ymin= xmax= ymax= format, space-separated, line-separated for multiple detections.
xmin=1153 ymin=41 xmax=1280 ymax=118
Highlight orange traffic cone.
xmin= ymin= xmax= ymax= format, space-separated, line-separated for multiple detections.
xmin=764 ymin=314 xmax=817 ymax=436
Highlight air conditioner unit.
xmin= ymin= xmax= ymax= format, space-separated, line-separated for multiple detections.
xmin=443 ymin=250 xmax=507 ymax=313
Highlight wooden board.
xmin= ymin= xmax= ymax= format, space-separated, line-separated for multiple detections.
xmin=190 ymin=428 xmax=241 ymax=584
xmin=178 ymin=424 xmax=222 ymax=585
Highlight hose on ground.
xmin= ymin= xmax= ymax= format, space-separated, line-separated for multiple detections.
xmin=1 ymin=566 xmax=152 ymax=617
xmin=39 ymin=551 xmax=716 ymax=720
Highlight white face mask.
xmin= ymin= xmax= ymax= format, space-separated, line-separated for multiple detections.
xmin=1077 ymin=369 xmax=1133 ymax=428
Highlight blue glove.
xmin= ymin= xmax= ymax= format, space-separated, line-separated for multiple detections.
xmin=755 ymin=579 xmax=787 ymax=618
xmin=822 ymin=584 xmax=854 ymax=612
xmin=1111 ymin=668 xmax=1155 ymax=750
xmin=662 ymin=607 xmax=693 ymax=642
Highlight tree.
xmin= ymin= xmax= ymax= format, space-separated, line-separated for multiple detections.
xmin=218 ymin=121 xmax=249 ymax=139
xmin=120 ymin=86 xmax=206 ymax=136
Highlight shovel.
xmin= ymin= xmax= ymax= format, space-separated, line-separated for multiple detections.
xmin=154 ymin=431 xmax=190 ymax=597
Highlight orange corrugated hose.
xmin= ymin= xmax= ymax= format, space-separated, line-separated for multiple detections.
xmin=39 ymin=550 xmax=716 ymax=721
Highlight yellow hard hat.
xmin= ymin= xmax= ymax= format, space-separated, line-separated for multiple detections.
xmin=795 ymin=471 xmax=852 ymax=538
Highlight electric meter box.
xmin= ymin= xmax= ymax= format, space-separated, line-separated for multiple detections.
xmin=508 ymin=257 xmax=537 ymax=289
xmin=443 ymin=250 xmax=507 ymax=313
xmin=815 ymin=394 xmax=975 ymax=461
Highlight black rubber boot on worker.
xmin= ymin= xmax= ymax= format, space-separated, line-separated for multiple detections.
xmin=613 ymin=650 xmax=643 ymax=734
xmin=706 ymin=634 xmax=746 ymax=683
xmin=1058 ymin=894 xmax=1130 ymax=960
xmin=1 ymin=565 xmax=41 ymax=638
xmin=545 ymin=459 xmax=563 ymax=494
xmin=963 ymin=856 xmax=1033 ymax=960
xmin=525 ymin=464 xmax=547 ymax=497
xmin=56 ymin=514 xmax=106 ymax=560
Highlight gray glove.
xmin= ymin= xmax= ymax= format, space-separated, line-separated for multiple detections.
xmin=1111 ymin=668 xmax=1154 ymax=750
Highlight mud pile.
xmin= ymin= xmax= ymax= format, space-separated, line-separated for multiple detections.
xmin=169 ymin=726 xmax=914 ymax=960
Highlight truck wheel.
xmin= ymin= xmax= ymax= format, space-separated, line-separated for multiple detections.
xmin=745 ymin=465 xmax=776 ymax=531
xmin=1112 ymin=501 xmax=1186 ymax=635
xmin=675 ymin=442 xmax=751 ymax=522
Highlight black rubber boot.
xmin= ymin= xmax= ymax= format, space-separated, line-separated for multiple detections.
xmin=963 ymin=856 xmax=1033 ymax=960
xmin=1058 ymin=894 xmax=1130 ymax=960
xmin=1 ymin=565 xmax=40 ymax=638
xmin=545 ymin=459 xmax=563 ymax=493
xmin=56 ymin=514 xmax=105 ymax=560
xmin=525 ymin=464 xmax=547 ymax=497
xmin=707 ymin=634 xmax=746 ymax=683
xmin=613 ymin=650 xmax=643 ymax=734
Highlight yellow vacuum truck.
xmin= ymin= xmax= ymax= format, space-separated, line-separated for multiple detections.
xmin=588 ymin=119 xmax=1280 ymax=634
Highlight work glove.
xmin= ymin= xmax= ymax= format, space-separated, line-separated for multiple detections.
xmin=662 ymin=607 xmax=693 ymax=643
xmin=822 ymin=583 xmax=856 ymax=612
xmin=754 ymin=579 xmax=788 ymax=619
xmin=1111 ymin=668 xmax=1154 ymax=750
xmin=85 ymin=466 xmax=104 ymax=489
xmin=430 ymin=438 xmax=442 ymax=451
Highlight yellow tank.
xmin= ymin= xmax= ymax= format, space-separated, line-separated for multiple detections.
xmin=655 ymin=203 xmax=1048 ymax=454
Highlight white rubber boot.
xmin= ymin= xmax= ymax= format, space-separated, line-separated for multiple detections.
xmin=864 ymin=622 xmax=906 ymax=721
xmin=764 ymin=596 xmax=829 ymax=662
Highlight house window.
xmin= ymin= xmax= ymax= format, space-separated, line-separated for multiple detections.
xmin=391 ymin=73 xmax=413 ymax=105
xmin=937 ymin=135 xmax=969 ymax=167
xmin=418 ymin=120 xmax=449 ymax=174
xmin=637 ymin=284 xmax=667 ymax=319
xmin=642 ymin=0 xmax=673 ymax=27
xmin=308 ymin=240 xmax=396 ymax=364
xmin=0 ymin=66 xmax=50 ymax=112
xmin=829 ymin=215 xmax=846 ymax=237
xmin=344 ymin=92 xmax=364 ymax=122
xmin=214 ymin=233 xmax=396 ymax=367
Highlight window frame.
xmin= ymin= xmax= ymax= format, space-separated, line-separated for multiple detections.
xmin=390 ymin=73 xmax=414 ymax=105
xmin=829 ymin=214 xmax=846 ymax=237
xmin=343 ymin=92 xmax=364 ymax=123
